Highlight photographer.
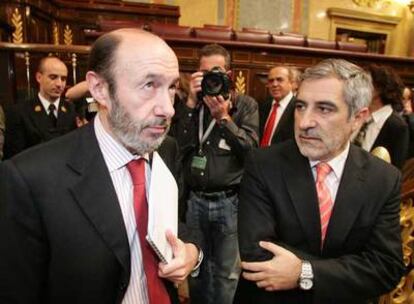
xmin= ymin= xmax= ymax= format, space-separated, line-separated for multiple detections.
xmin=171 ymin=44 xmax=259 ymax=304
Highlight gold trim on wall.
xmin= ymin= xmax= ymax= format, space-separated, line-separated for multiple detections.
xmin=52 ymin=22 xmax=59 ymax=45
xmin=235 ymin=70 xmax=246 ymax=95
xmin=11 ymin=8 xmax=23 ymax=44
xmin=63 ymin=25 xmax=73 ymax=46
xmin=327 ymin=7 xmax=401 ymax=25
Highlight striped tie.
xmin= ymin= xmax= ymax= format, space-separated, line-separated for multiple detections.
xmin=315 ymin=162 xmax=333 ymax=246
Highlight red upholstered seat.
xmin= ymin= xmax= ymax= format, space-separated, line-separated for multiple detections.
xmin=336 ymin=41 xmax=368 ymax=53
xmin=149 ymin=23 xmax=194 ymax=38
xmin=97 ymin=19 xmax=149 ymax=32
xmin=306 ymin=38 xmax=336 ymax=50
xmin=234 ymin=30 xmax=271 ymax=44
xmin=194 ymin=27 xmax=234 ymax=41
xmin=272 ymin=32 xmax=306 ymax=47
xmin=203 ymin=24 xmax=233 ymax=30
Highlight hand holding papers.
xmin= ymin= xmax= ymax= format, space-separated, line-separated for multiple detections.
xmin=146 ymin=151 xmax=178 ymax=264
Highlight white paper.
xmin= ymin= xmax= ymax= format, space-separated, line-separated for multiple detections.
xmin=146 ymin=151 xmax=178 ymax=264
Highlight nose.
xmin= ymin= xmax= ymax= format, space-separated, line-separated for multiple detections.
xmin=155 ymin=89 xmax=175 ymax=119
xmin=296 ymin=109 xmax=317 ymax=130
xmin=55 ymin=77 xmax=64 ymax=88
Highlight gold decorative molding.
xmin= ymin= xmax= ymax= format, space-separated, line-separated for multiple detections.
xmin=71 ymin=53 xmax=77 ymax=84
xmin=353 ymin=0 xmax=383 ymax=7
xmin=52 ymin=22 xmax=59 ymax=45
xmin=11 ymin=8 xmax=23 ymax=44
xmin=235 ymin=71 xmax=246 ymax=95
xmin=327 ymin=7 xmax=401 ymax=25
xmin=63 ymin=25 xmax=73 ymax=45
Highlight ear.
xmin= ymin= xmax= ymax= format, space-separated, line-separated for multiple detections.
xmin=86 ymin=71 xmax=111 ymax=110
xmin=35 ymin=72 xmax=42 ymax=84
xmin=351 ymin=107 xmax=370 ymax=132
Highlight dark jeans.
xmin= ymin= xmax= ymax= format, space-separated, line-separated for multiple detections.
xmin=186 ymin=191 xmax=241 ymax=304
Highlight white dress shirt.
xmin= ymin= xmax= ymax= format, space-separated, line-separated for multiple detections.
xmin=309 ymin=142 xmax=350 ymax=203
xmin=362 ymin=105 xmax=393 ymax=151
xmin=265 ymin=91 xmax=293 ymax=141
xmin=38 ymin=93 xmax=60 ymax=118
xmin=94 ymin=115 xmax=150 ymax=304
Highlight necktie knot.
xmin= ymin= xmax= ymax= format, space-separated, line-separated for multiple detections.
xmin=48 ymin=103 xmax=56 ymax=114
xmin=127 ymin=158 xmax=146 ymax=186
xmin=316 ymin=162 xmax=331 ymax=183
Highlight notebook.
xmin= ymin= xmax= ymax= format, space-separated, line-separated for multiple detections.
xmin=146 ymin=151 xmax=178 ymax=264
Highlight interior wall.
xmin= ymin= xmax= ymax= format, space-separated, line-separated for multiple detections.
xmin=307 ymin=0 xmax=412 ymax=56
xmin=124 ymin=0 xmax=413 ymax=57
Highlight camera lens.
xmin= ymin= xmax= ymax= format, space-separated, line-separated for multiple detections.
xmin=203 ymin=74 xmax=223 ymax=95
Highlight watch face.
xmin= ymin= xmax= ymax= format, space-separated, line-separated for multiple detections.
xmin=300 ymin=278 xmax=313 ymax=290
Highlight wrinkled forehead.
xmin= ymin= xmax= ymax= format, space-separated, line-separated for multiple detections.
xmin=114 ymin=34 xmax=178 ymax=74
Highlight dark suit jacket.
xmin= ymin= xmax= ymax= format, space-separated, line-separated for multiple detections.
xmin=0 ymin=122 xmax=190 ymax=304
xmin=371 ymin=112 xmax=409 ymax=169
xmin=3 ymin=96 xmax=77 ymax=159
xmin=258 ymin=96 xmax=295 ymax=145
xmin=235 ymin=140 xmax=404 ymax=304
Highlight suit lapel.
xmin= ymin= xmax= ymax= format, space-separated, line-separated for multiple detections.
xmin=282 ymin=143 xmax=322 ymax=254
xmin=67 ymin=123 xmax=131 ymax=280
xmin=28 ymin=97 xmax=50 ymax=137
xmin=323 ymin=146 xmax=367 ymax=253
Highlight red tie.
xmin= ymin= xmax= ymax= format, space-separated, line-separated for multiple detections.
xmin=127 ymin=159 xmax=170 ymax=304
xmin=315 ymin=162 xmax=333 ymax=246
xmin=260 ymin=102 xmax=279 ymax=147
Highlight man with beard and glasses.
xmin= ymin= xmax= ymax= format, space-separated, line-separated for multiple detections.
xmin=3 ymin=56 xmax=77 ymax=159
xmin=234 ymin=59 xmax=404 ymax=304
xmin=0 ymin=29 xmax=201 ymax=304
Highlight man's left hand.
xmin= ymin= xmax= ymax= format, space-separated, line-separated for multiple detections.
xmin=158 ymin=230 xmax=199 ymax=284
xmin=241 ymin=241 xmax=302 ymax=291
xmin=204 ymin=95 xmax=231 ymax=121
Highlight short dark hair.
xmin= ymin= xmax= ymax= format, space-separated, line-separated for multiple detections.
xmin=88 ymin=32 xmax=122 ymax=96
xmin=367 ymin=64 xmax=404 ymax=112
xmin=199 ymin=44 xmax=231 ymax=70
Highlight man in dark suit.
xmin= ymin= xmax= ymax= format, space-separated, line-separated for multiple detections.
xmin=3 ymin=56 xmax=77 ymax=159
xmin=259 ymin=66 xmax=295 ymax=147
xmin=353 ymin=64 xmax=409 ymax=169
xmin=0 ymin=29 xmax=201 ymax=304
xmin=235 ymin=59 xmax=404 ymax=304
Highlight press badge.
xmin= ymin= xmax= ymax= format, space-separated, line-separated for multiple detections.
xmin=191 ymin=155 xmax=207 ymax=170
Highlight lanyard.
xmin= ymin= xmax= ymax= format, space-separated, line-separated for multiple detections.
xmin=198 ymin=105 xmax=216 ymax=154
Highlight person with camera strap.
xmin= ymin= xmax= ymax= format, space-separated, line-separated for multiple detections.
xmin=171 ymin=43 xmax=259 ymax=304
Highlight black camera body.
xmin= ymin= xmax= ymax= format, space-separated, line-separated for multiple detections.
xmin=198 ymin=67 xmax=231 ymax=100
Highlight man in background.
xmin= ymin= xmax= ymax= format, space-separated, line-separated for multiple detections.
xmin=0 ymin=29 xmax=200 ymax=304
xmin=259 ymin=65 xmax=295 ymax=147
xmin=235 ymin=59 xmax=404 ymax=303
xmin=172 ymin=43 xmax=259 ymax=304
xmin=3 ymin=56 xmax=77 ymax=158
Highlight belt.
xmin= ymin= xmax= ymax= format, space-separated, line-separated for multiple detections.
xmin=193 ymin=187 xmax=239 ymax=201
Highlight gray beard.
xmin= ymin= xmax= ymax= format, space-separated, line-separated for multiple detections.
xmin=108 ymin=96 xmax=169 ymax=155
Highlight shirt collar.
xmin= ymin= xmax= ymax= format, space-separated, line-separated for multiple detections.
xmin=371 ymin=104 xmax=393 ymax=124
xmin=94 ymin=115 xmax=149 ymax=173
xmin=272 ymin=91 xmax=293 ymax=109
xmin=38 ymin=93 xmax=60 ymax=111
xmin=309 ymin=141 xmax=350 ymax=181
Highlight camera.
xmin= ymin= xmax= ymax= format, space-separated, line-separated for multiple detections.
xmin=198 ymin=67 xmax=231 ymax=100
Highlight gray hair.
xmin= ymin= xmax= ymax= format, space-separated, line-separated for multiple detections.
xmin=300 ymin=59 xmax=373 ymax=117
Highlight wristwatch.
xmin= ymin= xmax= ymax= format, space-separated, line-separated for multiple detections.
xmin=218 ymin=115 xmax=231 ymax=127
xmin=298 ymin=260 xmax=314 ymax=290
xmin=190 ymin=248 xmax=204 ymax=278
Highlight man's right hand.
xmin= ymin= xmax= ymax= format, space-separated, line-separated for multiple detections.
xmin=186 ymin=71 xmax=204 ymax=109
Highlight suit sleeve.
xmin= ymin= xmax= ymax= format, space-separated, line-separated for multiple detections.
xmin=0 ymin=160 xmax=47 ymax=303
xmin=311 ymin=172 xmax=404 ymax=301
xmin=390 ymin=122 xmax=409 ymax=169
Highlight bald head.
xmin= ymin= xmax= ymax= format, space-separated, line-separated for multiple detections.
xmin=88 ymin=29 xmax=177 ymax=93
